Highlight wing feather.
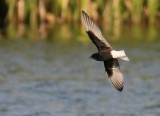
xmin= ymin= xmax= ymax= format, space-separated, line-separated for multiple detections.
xmin=104 ymin=59 xmax=124 ymax=91
xmin=81 ymin=10 xmax=112 ymax=51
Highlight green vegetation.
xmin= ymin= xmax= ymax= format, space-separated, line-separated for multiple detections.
xmin=0 ymin=0 xmax=159 ymax=40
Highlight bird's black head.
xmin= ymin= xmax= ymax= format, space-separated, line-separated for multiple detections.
xmin=89 ymin=53 xmax=99 ymax=61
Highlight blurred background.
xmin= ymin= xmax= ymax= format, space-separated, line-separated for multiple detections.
xmin=0 ymin=0 xmax=160 ymax=116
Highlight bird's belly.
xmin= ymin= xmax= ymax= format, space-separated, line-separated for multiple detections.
xmin=97 ymin=53 xmax=112 ymax=61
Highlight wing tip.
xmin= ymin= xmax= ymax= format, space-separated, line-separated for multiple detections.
xmin=108 ymin=70 xmax=124 ymax=92
xmin=109 ymin=77 xmax=124 ymax=92
xmin=82 ymin=10 xmax=87 ymax=14
xmin=81 ymin=10 xmax=87 ymax=30
xmin=82 ymin=10 xmax=85 ymax=13
xmin=81 ymin=10 xmax=87 ymax=17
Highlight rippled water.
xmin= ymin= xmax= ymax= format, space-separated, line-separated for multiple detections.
xmin=0 ymin=40 xmax=160 ymax=116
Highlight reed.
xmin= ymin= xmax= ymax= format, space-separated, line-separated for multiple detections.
xmin=5 ymin=0 xmax=160 ymax=25
xmin=7 ymin=0 xmax=16 ymax=23
xmin=147 ymin=0 xmax=159 ymax=25
xmin=130 ymin=0 xmax=144 ymax=23
xmin=0 ymin=0 xmax=159 ymax=39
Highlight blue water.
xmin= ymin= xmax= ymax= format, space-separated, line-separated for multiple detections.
xmin=0 ymin=40 xmax=160 ymax=116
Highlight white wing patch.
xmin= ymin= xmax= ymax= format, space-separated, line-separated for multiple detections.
xmin=111 ymin=50 xmax=130 ymax=61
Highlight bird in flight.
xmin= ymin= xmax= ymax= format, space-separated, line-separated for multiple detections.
xmin=81 ymin=10 xmax=129 ymax=91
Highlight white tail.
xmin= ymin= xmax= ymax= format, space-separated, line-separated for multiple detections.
xmin=111 ymin=50 xmax=130 ymax=61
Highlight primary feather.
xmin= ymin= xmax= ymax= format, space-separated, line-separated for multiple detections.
xmin=81 ymin=10 xmax=111 ymax=49
xmin=104 ymin=59 xmax=124 ymax=91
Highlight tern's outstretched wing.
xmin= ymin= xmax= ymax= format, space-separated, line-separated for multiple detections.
xmin=104 ymin=59 xmax=124 ymax=91
xmin=81 ymin=10 xmax=112 ymax=51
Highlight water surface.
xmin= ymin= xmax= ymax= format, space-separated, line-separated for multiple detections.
xmin=0 ymin=31 xmax=160 ymax=116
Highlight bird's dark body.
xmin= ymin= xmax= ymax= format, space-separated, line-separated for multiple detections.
xmin=91 ymin=51 xmax=113 ymax=61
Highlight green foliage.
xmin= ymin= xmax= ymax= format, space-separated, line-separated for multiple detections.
xmin=1 ymin=0 xmax=159 ymax=40
xmin=147 ymin=0 xmax=159 ymax=25
xmin=7 ymin=0 xmax=16 ymax=22
xmin=130 ymin=0 xmax=144 ymax=23
xmin=5 ymin=0 xmax=159 ymax=24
